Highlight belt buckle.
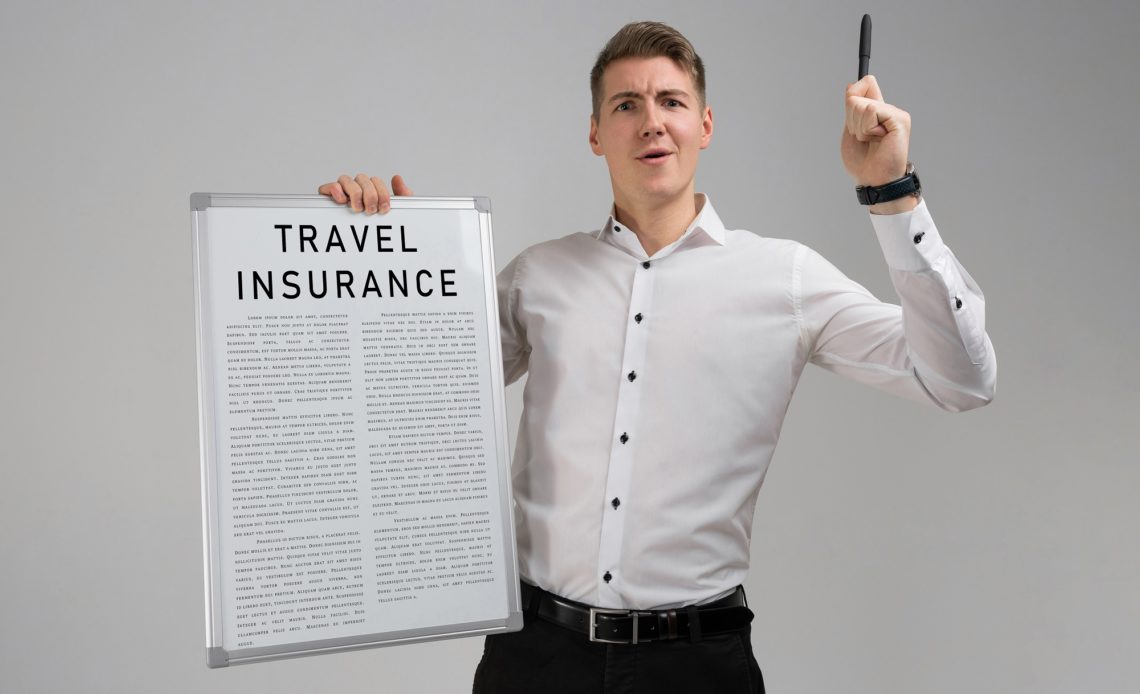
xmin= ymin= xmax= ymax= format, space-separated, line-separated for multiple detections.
xmin=589 ymin=607 xmax=637 ymax=644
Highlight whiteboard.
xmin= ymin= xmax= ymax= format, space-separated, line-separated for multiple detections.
xmin=191 ymin=194 xmax=522 ymax=667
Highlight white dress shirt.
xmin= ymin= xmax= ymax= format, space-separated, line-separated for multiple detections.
xmin=496 ymin=194 xmax=996 ymax=610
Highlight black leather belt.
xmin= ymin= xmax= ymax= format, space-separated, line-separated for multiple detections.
xmin=521 ymin=582 xmax=754 ymax=645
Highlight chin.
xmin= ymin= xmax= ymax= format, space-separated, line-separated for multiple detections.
xmin=638 ymin=181 xmax=688 ymax=200
xmin=612 ymin=170 xmax=693 ymax=204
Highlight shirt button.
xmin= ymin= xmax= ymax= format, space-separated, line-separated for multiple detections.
xmin=619 ymin=432 xmax=629 ymax=444
xmin=611 ymin=497 xmax=621 ymax=509
xmin=913 ymin=231 xmax=925 ymax=244
xmin=627 ymin=370 xmax=637 ymax=382
xmin=634 ymin=313 xmax=643 ymax=323
xmin=642 ymin=261 xmax=651 ymax=269
xmin=603 ymin=571 xmax=612 ymax=583
xmin=614 ymin=225 xmax=621 ymax=232
xmin=954 ymin=296 xmax=963 ymax=310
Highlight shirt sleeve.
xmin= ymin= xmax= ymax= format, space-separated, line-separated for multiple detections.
xmin=497 ymin=250 xmax=531 ymax=385
xmin=794 ymin=198 xmax=996 ymax=412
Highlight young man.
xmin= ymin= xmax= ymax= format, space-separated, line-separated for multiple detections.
xmin=320 ymin=21 xmax=995 ymax=694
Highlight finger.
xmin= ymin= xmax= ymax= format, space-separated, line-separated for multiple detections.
xmin=373 ymin=174 xmax=396 ymax=211
xmin=856 ymin=104 xmax=883 ymax=142
xmin=848 ymin=96 xmax=906 ymax=140
xmin=847 ymin=98 xmax=874 ymax=142
xmin=391 ymin=174 xmax=414 ymax=197
xmin=318 ymin=181 xmax=347 ymax=204
xmin=845 ymin=89 xmax=877 ymax=138
xmin=846 ymin=74 xmax=884 ymax=102
xmin=863 ymin=74 xmax=884 ymax=101
xmin=865 ymin=111 xmax=889 ymax=138
xmin=868 ymin=100 xmax=907 ymax=138
xmin=353 ymin=173 xmax=381 ymax=213
xmin=844 ymin=90 xmax=859 ymax=137
xmin=338 ymin=174 xmax=364 ymax=212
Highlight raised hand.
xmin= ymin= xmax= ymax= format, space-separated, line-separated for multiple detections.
xmin=840 ymin=75 xmax=910 ymax=187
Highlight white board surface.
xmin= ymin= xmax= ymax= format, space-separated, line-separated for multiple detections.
xmin=191 ymin=194 xmax=521 ymax=667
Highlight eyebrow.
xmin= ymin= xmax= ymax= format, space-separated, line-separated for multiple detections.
xmin=607 ymin=88 xmax=691 ymax=104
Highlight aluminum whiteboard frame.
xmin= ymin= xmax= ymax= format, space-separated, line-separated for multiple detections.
xmin=191 ymin=193 xmax=521 ymax=667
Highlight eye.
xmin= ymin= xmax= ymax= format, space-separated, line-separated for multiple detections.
xmin=664 ymin=98 xmax=682 ymax=108
xmin=615 ymin=102 xmax=633 ymax=112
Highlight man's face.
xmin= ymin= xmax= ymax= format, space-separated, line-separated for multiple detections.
xmin=589 ymin=56 xmax=713 ymax=208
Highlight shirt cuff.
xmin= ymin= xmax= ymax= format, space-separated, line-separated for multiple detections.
xmin=868 ymin=197 xmax=944 ymax=272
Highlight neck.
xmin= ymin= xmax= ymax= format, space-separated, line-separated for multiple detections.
xmin=613 ymin=189 xmax=700 ymax=257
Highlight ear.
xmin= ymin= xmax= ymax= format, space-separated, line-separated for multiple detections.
xmin=589 ymin=113 xmax=604 ymax=156
xmin=699 ymin=105 xmax=714 ymax=150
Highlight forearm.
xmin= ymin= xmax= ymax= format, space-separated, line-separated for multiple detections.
xmin=869 ymin=200 xmax=996 ymax=409
xmin=800 ymin=199 xmax=996 ymax=412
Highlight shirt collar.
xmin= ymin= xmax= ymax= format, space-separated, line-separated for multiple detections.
xmin=595 ymin=193 xmax=727 ymax=259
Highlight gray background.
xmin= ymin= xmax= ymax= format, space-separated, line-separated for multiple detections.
xmin=2 ymin=1 xmax=1137 ymax=692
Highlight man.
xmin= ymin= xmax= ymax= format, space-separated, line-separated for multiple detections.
xmin=320 ymin=20 xmax=995 ymax=694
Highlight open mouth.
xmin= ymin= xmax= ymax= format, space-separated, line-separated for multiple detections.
xmin=639 ymin=150 xmax=671 ymax=160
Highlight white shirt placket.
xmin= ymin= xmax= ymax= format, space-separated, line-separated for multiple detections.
xmin=595 ymin=256 xmax=656 ymax=606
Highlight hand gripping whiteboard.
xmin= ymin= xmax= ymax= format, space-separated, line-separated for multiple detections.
xmin=191 ymin=194 xmax=522 ymax=667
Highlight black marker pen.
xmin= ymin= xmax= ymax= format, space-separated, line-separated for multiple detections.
xmin=859 ymin=14 xmax=872 ymax=80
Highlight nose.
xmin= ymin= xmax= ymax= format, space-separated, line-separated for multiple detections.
xmin=640 ymin=105 xmax=665 ymax=138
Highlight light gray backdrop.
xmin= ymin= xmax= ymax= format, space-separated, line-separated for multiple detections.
xmin=2 ymin=1 xmax=1137 ymax=693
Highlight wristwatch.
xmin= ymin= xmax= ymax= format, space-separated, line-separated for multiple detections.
xmin=856 ymin=162 xmax=921 ymax=205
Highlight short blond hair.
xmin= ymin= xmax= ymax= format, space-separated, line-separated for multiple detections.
xmin=590 ymin=21 xmax=707 ymax=119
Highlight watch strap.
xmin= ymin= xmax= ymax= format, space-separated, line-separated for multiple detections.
xmin=856 ymin=164 xmax=921 ymax=205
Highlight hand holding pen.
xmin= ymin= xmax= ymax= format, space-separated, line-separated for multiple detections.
xmin=841 ymin=13 xmax=913 ymax=194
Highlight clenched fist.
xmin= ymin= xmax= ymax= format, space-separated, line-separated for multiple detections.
xmin=841 ymin=75 xmax=911 ymax=188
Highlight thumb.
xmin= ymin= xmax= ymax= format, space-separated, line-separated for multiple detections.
xmin=847 ymin=74 xmax=884 ymax=103
xmin=391 ymin=174 xmax=415 ymax=197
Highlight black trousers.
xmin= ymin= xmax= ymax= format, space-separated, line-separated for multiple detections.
xmin=472 ymin=600 xmax=765 ymax=693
